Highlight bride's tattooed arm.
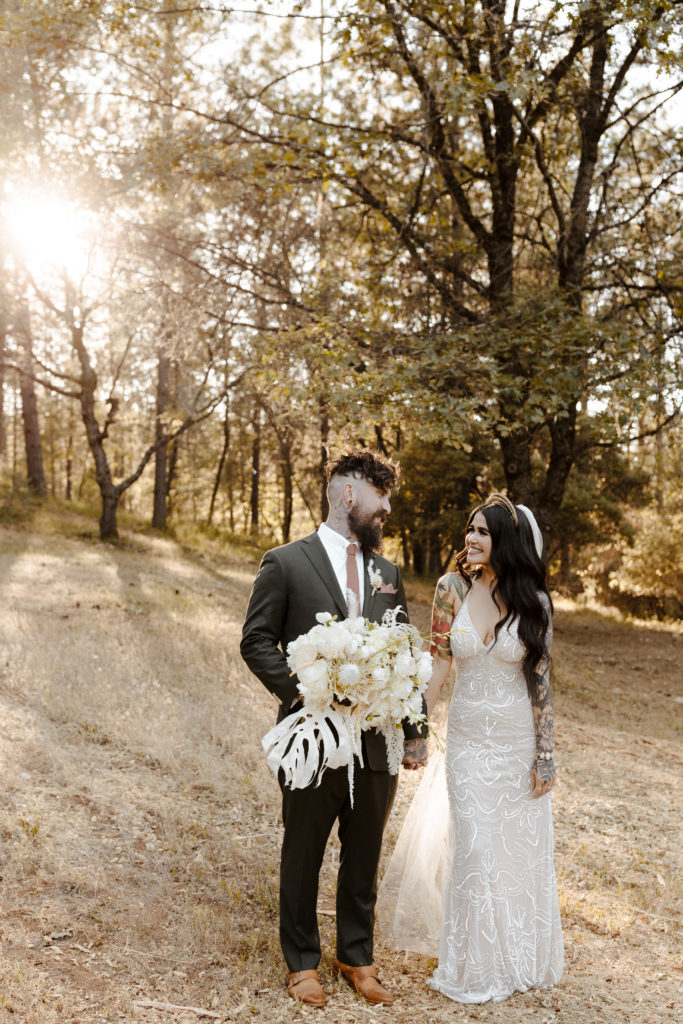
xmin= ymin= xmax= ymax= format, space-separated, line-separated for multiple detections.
xmin=531 ymin=603 xmax=556 ymax=789
xmin=430 ymin=574 xmax=460 ymax=659
xmin=421 ymin=574 xmax=463 ymax=719
xmin=403 ymin=575 xmax=460 ymax=768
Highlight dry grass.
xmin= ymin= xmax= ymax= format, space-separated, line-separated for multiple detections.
xmin=0 ymin=519 xmax=680 ymax=1024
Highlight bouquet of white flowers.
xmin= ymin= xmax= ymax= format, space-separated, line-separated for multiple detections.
xmin=261 ymin=608 xmax=431 ymax=804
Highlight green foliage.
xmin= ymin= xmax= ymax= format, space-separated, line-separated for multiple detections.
xmin=550 ymin=442 xmax=651 ymax=559
xmin=19 ymin=817 xmax=39 ymax=840
xmin=616 ymin=506 xmax=683 ymax=599
xmin=287 ymin=0 xmax=682 ymax=535
xmin=612 ymin=425 xmax=683 ymax=599
xmin=390 ymin=431 xmax=499 ymax=575
xmin=0 ymin=0 xmax=680 ymax=604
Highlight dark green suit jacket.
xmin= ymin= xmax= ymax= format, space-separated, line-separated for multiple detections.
xmin=241 ymin=530 xmax=427 ymax=771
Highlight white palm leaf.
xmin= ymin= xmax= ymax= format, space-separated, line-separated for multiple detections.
xmin=262 ymin=708 xmax=354 ymax=791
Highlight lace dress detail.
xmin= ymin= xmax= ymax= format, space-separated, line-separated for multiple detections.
xmin=428 ymin=593 xmax=564 ymax=1003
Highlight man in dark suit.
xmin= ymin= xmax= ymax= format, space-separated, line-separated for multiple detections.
xmin=241 ymin=449 xmax=427 ymax=1008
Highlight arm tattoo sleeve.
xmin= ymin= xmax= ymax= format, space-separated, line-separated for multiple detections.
xmin=532 ymin=602 xmax=556 ymax=783
xmin=429 ymin=575 xmax=457 ymax=661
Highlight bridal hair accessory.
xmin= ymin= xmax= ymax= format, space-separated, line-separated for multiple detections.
xmin=537 ymin=750 xmax=554 ymax=761
xmin=516 ymin=504 xmax=544 ymax=558
xmin=482 ymin=493 xmax=544 ymax=558
xmin=484 ymin=492 xmax=519 ymax=526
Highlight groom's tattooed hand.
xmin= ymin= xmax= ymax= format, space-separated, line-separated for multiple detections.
xmin=402 ymin=737 xmax=428 ymax=769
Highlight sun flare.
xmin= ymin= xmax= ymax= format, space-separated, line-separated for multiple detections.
xmin=2 ymin=185 xmax=94 ymax=279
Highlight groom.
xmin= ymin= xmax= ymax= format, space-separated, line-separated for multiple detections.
xmin=241 ymin=448 xmax=427 ymax=1008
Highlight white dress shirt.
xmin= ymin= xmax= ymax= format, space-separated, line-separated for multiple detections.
xmin=317 ymin=522 xmax=365 ymax=611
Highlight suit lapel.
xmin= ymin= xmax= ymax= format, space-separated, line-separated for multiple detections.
xmin=301 ymin=532 xmax=349 ymax=618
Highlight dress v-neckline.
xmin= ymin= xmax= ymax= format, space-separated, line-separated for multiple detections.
xmin=462 ymin=590 xmax=499 ymax=650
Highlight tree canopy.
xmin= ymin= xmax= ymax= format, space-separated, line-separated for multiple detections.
xmin=0 ymin=0 xmax=680 ymax=609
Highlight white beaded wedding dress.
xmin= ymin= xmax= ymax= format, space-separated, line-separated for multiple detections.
xmin=379 ymin=590 xmax=564 ymax=1003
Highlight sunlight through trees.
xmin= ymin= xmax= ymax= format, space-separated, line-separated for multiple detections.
xmin=0 ymin=0 xmax=680 ymax=609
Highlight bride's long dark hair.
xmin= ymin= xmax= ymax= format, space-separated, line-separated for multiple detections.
xmin=454 ymin=498 xmax=552 ymax=699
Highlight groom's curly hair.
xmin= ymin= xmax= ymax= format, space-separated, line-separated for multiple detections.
xmin=325 ymin=448 xmax=401 ymax=493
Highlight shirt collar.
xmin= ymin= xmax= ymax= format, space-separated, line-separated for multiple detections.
xmin=318 ymin=521 xmax=360 ymax=555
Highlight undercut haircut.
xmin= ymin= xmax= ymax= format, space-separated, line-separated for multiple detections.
xmin=325 ymin=448 xmax=401 ymax=493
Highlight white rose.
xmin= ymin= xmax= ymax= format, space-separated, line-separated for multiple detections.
xmin=287 ymin=639 xmax=319 ymax=672
xmin=393 ymin=677 xmax=413 ymax=700
xmin=395 ymin=651 xmax=416 ymax=677
xmin=405 ymin=691 xmax=425 ymax=720
xmin=317 ymin=622 xmax=350 ymax=658
xmin=364 ymin=633 xmax=386 ymax=655
xmin=346 ymin=635 xmax=363 ymax=658
xmin=417 ymin=652 xmax=433 ymax=684
xmin=297 ymin=660 xmax=329 ymax=691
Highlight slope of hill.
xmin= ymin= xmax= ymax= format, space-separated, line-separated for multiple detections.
xmin=0 ymin=522 xmax=679 ymax=1023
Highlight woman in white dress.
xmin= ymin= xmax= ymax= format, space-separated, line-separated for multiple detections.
xmin=380 ymin=493 xmax=563 ymax=1003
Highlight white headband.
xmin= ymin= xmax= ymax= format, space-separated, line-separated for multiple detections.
xmin=516 ymin=504 xmax=544 ymax=558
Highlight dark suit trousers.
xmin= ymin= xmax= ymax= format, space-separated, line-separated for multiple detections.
xmin=279 ymin=759 xmax=398 ymax=971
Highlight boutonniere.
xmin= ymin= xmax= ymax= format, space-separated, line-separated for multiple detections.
xmin=368 ymin=559 xmax=398 ymax=596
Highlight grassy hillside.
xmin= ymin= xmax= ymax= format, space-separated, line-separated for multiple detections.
xmin=0 ymin=516 xmax=679 ymax=1023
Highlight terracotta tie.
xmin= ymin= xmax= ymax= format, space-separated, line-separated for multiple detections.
xmin=346 ymin=543 xmax=361 ymax=616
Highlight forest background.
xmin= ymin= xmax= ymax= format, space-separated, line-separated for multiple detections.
xmin=0 ymin=4 xmax=681 ymax=1022
xmin=0 ymin=0 xmax=681 ymax=614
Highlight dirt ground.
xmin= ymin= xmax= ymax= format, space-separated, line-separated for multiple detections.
xmin=0 ymin=522 xmax=680 ymax=1024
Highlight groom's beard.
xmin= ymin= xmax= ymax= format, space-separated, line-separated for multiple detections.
xmin=349 ymin=506 xmax=386 ymax=552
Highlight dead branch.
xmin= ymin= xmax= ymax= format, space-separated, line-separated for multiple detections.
xmin=133 ymin=998 xmax=222 ymax=1019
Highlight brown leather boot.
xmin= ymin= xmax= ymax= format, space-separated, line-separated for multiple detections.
xmin=287 ymin=969 xmax=325 ymax=1007
xmin=333 ymin=959 xmax=394 ymax=1005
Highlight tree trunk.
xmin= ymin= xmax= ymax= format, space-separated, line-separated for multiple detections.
xmin=99 ymin=481 xmax=119 ymax=540
xmin=11 ymin=378 xmax=19 ymax=486
xmin=0 ymin=310 xmax=6 ymax=458
xmin=48 ymin=432 xmax=56 ymax=496
xmin=65 ymin=431 xmax=73 ymax=501
xmin=319 ymin=400 xmax=329 ymax=522
xmin=250 ymin=408 xmax=260 ymax=534
xmin=227 ymin=454 xmax=235 ymax=532
xmin=19 ymin=372 xmax=44 ymax=493
xmin=69 ymin=318 xmax=120 ymax=539
xmin=537 ymin=408 xmax=578 ymax=543
xmin=16 ymin=309 xmax=46 ymax=496
xmin=152 ymin=352 xmax=170 ymax=528
xmin=527 ymin=11 xmax=609 ymax=545
xmin=81 ymin=394 xmax=119 ymax=539
xmin=412 ymin=538 xmax=426 ymax=576
xmin=427 ymin=530 xmax=442 ymax=578
xmin=400 ymin=526 xmax=410 ymax=571
xmin=208 ymin=394 xmax=230 ymax=526
xmin=498 ymin=431 xmax=534 ymax=506
xmin=279 ymin=439 xmax=293 ymax=543
xmin=559 ymin=536 xmax=572 ymax=588
xmin=166 ymin=436 xmax=179 ymax=517
xmin=558 ymin=12 xmax=608 ymax=297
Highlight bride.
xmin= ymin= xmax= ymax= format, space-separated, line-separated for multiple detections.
xmin=379 ymin=493 xmax=564 ymax=1003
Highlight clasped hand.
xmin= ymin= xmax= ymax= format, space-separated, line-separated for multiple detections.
xmin=402 ymin=737 xmax=428 ymax=770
